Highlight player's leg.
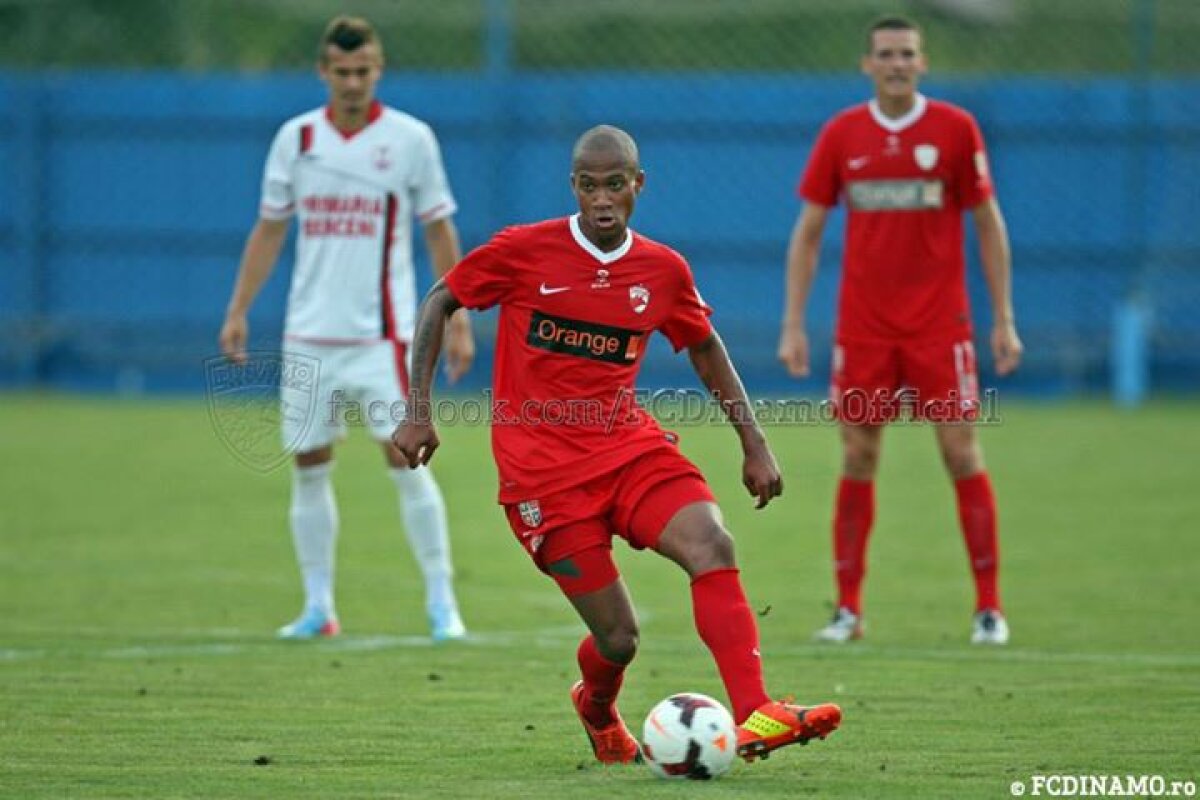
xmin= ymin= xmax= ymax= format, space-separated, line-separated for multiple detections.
xmin=934 ymin=422 xmax=1007 ymax=643
xmin=615 ymin=450 xmax=765 ymax=720
xmin=503 ymin=486 xmax=641 ymax=764
xmin=565 ymin=571 xmax=644 ymax=764
xmin=278 ymin=344 xmax=345 ymax=639
xmin=381 ymin=441 xmax=465 ymax=641
xmin=363 ymin=340 xmax=464 ymax=641
xmin=650 ymin=501 xmax=842 ymax=760
xmin=283 ymin=446 xmax=341 ymax=638
xmin=821 ymin=340 xmax=897 ymax=641
xmin=652 ymin=501 xmax=769 ymax=721
xmin=906 ymin=337 xmax=1007 ymax=644
xmin=616 ymin=449 xmax=840 ymax=760
xmin=819 ymin=421 xmax=883 ymax=641
xmin=563 ymin=567 xmax=643 ymax=763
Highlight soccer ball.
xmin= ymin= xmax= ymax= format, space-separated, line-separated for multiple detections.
xmin=642 ymin=693 xmax=737 ymax=780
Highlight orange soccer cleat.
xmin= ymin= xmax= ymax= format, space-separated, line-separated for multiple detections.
xmin=736 ymin=700 xmax=842 ymax=762
xmin=570 ymin=681 xmax=643 ymax=765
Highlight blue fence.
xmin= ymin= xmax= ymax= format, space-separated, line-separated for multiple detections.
xmin=1 ymin=72 xmax=1198 ymax=396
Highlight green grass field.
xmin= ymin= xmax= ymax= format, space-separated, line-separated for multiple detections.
xmin=1 ymin=395 xmax=1198 ymax=798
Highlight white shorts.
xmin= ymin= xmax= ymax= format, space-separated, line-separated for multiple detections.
xmin=280 ymin=338 xmax=411 ymax=454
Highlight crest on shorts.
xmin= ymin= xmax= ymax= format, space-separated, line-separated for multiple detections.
xmin=629 ymin=284 xmax=650 ymax=314
xmin=204 ymin=351 xmax=320 ymax=473
xmin=914 ymin=144 xmax=939 ymax=171
xmin=517 ymin=499 xmax=543 ymax=528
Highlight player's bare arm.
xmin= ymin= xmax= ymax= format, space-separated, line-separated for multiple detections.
xmin=973 ymin=198 xmax=1023 ymax=376
xmin=423 ymin=217 xmax=474 ymax=384
xmin=392 ymin=278 xmax=462 ymax=468
xmin=220 ymin=216 xmax=290 ymax=364
xmin=778 ymin=203 xmax=830 ymax=378
xmin=688 ymin=332 xmax=783 ymax=509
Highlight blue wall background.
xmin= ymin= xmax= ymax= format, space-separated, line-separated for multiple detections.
xmin=1 ymin=72 xmax=1197 ymax=396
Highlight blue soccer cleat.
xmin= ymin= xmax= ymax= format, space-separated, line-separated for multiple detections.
xmin=429 ymin=605 xmax=467 ymax=643
xmin=277 ymin=608 xmax=341 ymax=640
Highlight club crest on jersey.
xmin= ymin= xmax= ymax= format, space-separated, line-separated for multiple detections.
xmin=914 ymin=144 xmax=939 ymax=171
xmin=518 ymin=500 xmax=543 ymax=528
xmin=591 ymin=269 xmax=611 ymax=289
xmin=629 ymin=284 xmax=650 ymax=314
xmin=372 ymin=145 xmax=392 ymax=171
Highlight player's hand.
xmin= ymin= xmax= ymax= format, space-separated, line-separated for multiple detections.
xmin=991 ymin=320 xmax=1023 ymax=376
xmin=742 ymin=437 xmax=784 ymax=510
xmin=392 ymin=412 xmax=440 ymax=468
xmin=219 ymin=314 xmax=249 ymax=365
xmin=777 ymin=326 xmax=810 ymax=378
xmin=443 ymin=311 xmax=475 ymax=385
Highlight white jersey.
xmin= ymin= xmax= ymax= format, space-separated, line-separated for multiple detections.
xmin=259 ymin=101 xmax=457 ymax=342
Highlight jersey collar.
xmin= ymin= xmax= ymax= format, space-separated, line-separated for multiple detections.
xmin=569 ymin=214 xmax=633 ymax=265
xmin=324 ymin=100 xmax=384 ymax=140
xmin=868 ymin=93 xmax=927 ymax=133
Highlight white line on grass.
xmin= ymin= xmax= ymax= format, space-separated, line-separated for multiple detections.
xmin=3 ymin=629 xmax=1200 ymax=668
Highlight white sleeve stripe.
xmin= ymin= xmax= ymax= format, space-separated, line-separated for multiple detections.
xmin=260 ymin=203 xmax=294 ymax=219
xmin=417 ymin=202 xmax=456 ymax=223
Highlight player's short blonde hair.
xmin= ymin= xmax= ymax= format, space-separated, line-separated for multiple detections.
xmin=318 ymin=16 xmax=383 ymax=63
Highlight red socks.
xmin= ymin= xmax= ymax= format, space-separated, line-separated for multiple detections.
xmin=576 ymin=634 xmax=626 ymax=727
xmin=577 ymin=570 xmax=772 ymax=727
xmin=833 ymin=477 xmax=875 ymax=615
xmin=691 ymin=568 xmax=771 ymax=724
xmin=954 ymin=471 xmax=1001 ymax=612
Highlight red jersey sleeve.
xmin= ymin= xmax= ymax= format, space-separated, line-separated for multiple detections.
xmin=444 ymin=227 xmax=518 ymax=310
xmin=798 ymin=119 xmax=842 ymax=206
xmin=957 ymin=111 xmax=995 ymax=209
xmin=659 ymin=256 xmax=715 ymax=352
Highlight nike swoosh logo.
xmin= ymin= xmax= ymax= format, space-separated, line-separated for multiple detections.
xmin=539 ymin=283 xmax=570 ymax=295
xmin=848 ymin=156 xmax=870 ymax=169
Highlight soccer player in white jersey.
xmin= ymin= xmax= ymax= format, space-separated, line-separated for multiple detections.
xmin=219 ymin=16 xmax=472 ymax=642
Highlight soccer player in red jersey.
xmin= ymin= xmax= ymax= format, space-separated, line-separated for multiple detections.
xmin=777 ymin=15 xmax=1022 ymax=647
xmin=394 ymin=125 xmax=841 ymax=765
xmin=778 ymin=16 xmax=1022 ymax=645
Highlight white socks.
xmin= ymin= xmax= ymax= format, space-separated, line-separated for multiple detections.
xmin=389 ymin=466 xmax=459 ymax=614
xmin=289 ymin=462 xmax=339 ymax=617
xmin=288 ymin=461 xmax=458 ymax=623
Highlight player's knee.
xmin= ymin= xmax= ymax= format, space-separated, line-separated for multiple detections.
xmin=684 ymin=520 xmax=736 ymax=576
xmin=296 ymin=446 xmax=334 ymax=468
xmin=940 ymin=439 xmax=984 ymax=479
xmin=842 ymin=444 xmax=880 ymax=479
xmin=596 ymin=624 xmax=639 ymax=665
xmin=389 ymin=462 xmax=441 ymax=503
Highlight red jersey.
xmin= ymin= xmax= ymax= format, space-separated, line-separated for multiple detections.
xmin=445 ymin=215 xmax=714 ymax=503
xmin=799 ymin=95 xmax=994 ymax=342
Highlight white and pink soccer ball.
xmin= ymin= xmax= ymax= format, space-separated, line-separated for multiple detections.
xmin=642 ymin=693 xmax=737 ymax=780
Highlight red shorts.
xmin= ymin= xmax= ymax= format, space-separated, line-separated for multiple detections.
xmin=502 ymin=441 xmax=716 ymax=594
xmin=831 ymin=337 xmax=980 ymax=425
